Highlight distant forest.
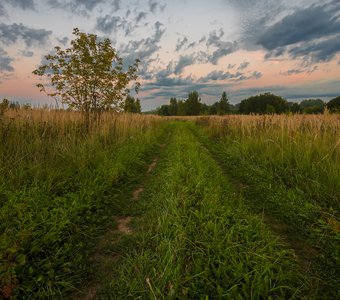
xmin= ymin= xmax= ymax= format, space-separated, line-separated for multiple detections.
xmin=2 ymin=93 xmax=340 ymax=116
xmin=152 ymin=92 xmax=340 ymax=116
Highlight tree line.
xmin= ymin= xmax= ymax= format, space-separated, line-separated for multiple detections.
xmin=155 ymin=92 xmax=340 ymax=116
xmin=155 ymin=91 xmax=231 ymax=116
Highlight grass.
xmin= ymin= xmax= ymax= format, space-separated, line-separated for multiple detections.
xmin=0 ymin=109 xmax=165 ymax=298
xmin=1 ymin=110 xmax=339 ymax=299
xmin=196 ymin=114 xmax=340 ymax=298
xmin=98 ymin=122 xmax=312 ymax=299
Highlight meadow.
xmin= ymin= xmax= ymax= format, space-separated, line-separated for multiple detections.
xmin=0 ymin=109 xmax=339 ymax=299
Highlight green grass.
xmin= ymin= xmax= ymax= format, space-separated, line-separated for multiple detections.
xmin=99 ymin=122 xmax=312 ymax=299
xmin=196 ymin=116 xmax=340 ymax=298
xmin=0 ymin=112 xmax=165 ymax=298
xmin=1 ymin=112 xmax=339 ymax=299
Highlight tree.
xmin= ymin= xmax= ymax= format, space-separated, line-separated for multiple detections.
xmin=157 ymin=105 xmax=170 ymax=116
xmin=169 ymin=97 xmax=178 ymax=116
xmin=177 ymin=100 xmax=186 ymax=116
xmin=185 ymin=91 xmax=201 ymax=116
xmin=135 ymin=98 xmax=141 ymax=113
xmin=299 ymin=99 xmax=324 ymax=114
xmin=33 ymin=28 xmax=140 ymax=128
xmin=218 ymin=91 xmax=230 ymax=115
xmin=326 ymin=96 xmax=340 ymax=112
xmin=239 ymin=93 xmax=288 ymax=114
xmin=124 ymin=95 xmax=141 ymax=113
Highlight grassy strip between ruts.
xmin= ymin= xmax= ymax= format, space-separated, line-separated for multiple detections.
xmin=99 ymin=122 xmax=312 ymax=299
xmin=0 ymin=114 xmax=167 ymax=299
xmin=193 ymin=121 xmax=340 ymax=298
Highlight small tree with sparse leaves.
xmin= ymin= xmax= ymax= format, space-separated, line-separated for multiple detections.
xmin=33 ymin=28 xmax=140 ymax=128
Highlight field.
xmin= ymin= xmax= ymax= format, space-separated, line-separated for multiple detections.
xmin=0 ymin=110 xmax=339 ymax=299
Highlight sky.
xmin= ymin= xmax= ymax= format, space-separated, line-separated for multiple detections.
xmin=0 ymin=0 xmax=340 ymax=111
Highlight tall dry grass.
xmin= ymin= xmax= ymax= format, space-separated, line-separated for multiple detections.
xmin=197 ymin=113 xmax=340 ymax=209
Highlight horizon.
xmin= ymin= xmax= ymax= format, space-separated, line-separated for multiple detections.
xmin=1 ymin=0 xmax=340 ymax=110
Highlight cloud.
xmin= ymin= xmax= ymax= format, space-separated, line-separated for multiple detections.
xmin=280 ymin=66 xmax=318 ymax=76
xmin=206 ymin=28 xmax=237 ymax=64
xmin=174 ymin=55 xmax=196 ymax=74
xmin=227 ymin=63 xmax=235 ymax=69
xmin=5 ymin=0 xmax=35 ymax=10
xmin=0 ymin=3 xmax=7 ymax=16
xmin=0 ymin=47 xmax=14 ymax=72
xmin=19 ymin=50 xmax=34 ymax=57
xmin=288 ymin=36 xmax=340 ymax=62
xmin=0 ymin=23 xmax=52 ymax=47
xmin=112 ymin=0 xmax=121 ymax=12
xmin=175 ymin=37 xmax=188 ymax=52
xmin=57 ymin=36 xmax=69 ymax=45
xmin=121 ymin=21 xmax=165 ymax=75
xmin=209 ymin=42 xmax=237 ymax=65
xmin=136 ymin=12 xmax=147 ymax=23
xmin=199 ymin=69 xmax=262 ymax=82
xmin=47 ymin=0 xmax=104 ymax=16
xmin=199 ymin=36 xmax=206 ymax=43
xmin=206 ymin=28 xmax=224 ymax=47
xmin=96 ymin=15 xmax=125 ymax=34
xmin=199 ymin=70 xmax=242 ymax=82
xmin=237 ymin=61 xmax=249 ymax=70
xmin=187 ymin=42 xmax=196 ymax=49
xmin=251 ymin=71 xmax=262 ymax=79
xmin=257 ymin=2 xmax=340 ymax=51
xmin=147 ymin=1 xmax=166 ymax=14
xmin=149 ymin=0 xmax=158 ymax=13
xmin=250 ymin=1 xmax=340 ymax=63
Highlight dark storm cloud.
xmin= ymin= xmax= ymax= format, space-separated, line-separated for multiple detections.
xmin=251 ymin=1 xmax=340 ymax=63
xmin=0 ymin=23 xmax=52 ymax=46
xmin=237 ymin=61 xmax=249 ymax=70
xmin=288 ymin=36 xmax=340 ymax=62
xmin=5 ymin=0 xmax=35 ymax=10
xmin=0 ymin=47 xmax=14 ymax=72
xmin=257 ymin=2 xmax=340 ymax=51
xmin=175 ymin=37 xmax=188 ymax=52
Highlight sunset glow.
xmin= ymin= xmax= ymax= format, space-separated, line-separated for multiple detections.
xmin=0 ymin=0 xmax=339 ymax=110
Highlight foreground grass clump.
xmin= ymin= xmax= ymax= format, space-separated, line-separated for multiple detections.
xmin=101 ymin=123 xmax=309 ymax=299
xmin=0 ymin=109 xmax=163 ymax=298
xmin=197 ymin=114 xmax=340 ymax=296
